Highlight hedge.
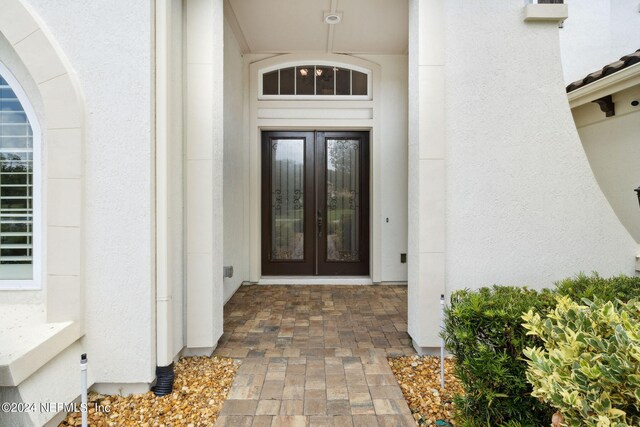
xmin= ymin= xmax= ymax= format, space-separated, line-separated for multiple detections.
xmin=442 ymin=273 xmax=640 ymax=427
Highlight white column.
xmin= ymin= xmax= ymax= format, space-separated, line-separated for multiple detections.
xmin=185 ymin=0 xmax=224 ymax=352
xmin=155 ymin=0 xmax=186 ymax=367
xmin=408 ymin=0 xmax=446 ymax=350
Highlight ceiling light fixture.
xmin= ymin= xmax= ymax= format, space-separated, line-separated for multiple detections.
xmin=299 ymin=68 xmax=308 ymax=77
xmin=324 ymin=12 xmax=342 ymax=25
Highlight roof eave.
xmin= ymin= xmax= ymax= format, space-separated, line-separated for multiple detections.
xmin=568 ymin=62 xmax=640 ymax=109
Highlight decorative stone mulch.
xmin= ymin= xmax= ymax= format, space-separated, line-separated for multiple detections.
xmin=58 ymin=356 xmax=239 ymax=427
xmin=388 ymin=356 xmax=463 ymax=426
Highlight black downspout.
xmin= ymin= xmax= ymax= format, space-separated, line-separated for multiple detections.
xmin=152 ymin=363 xmax=175 ymax=396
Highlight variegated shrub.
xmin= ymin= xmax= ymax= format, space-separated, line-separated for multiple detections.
xmin=522 ymin=297 xmax=640 ymax=426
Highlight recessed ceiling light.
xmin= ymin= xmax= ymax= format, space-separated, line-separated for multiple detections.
xmin=324 ymin=12 xmax=342 ymax=25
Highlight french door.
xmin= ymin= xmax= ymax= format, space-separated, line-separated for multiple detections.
xmin=261 ymin=131 xmax=370 ymax=276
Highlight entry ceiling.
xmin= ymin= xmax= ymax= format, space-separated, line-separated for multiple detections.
xmin=225 ymin=0 xmax=408 ymax=54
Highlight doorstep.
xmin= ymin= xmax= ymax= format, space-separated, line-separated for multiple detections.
xmin=257 ymin=276 xmax=373 ymax=285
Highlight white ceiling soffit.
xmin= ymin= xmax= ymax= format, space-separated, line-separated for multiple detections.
xmin=225 ymin=0 xmax=408 ymax=55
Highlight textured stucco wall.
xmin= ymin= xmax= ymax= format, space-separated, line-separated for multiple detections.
xmin=24 ymin=0 xmax=155 ymax=383
xmin=560 ymin=0 xmax=640 ymax=83
xmin=14 ymin=341 xmax=87 ymax=426
xmin=445 ymin=1 xmax=637 ymax=296
xmin=576 ymin=106 xmax=640 ymax=243
xmin=407 ymin=0 xmax=447 ymax=349
xmin=359 ymin=55 xmax=409 ymax=282
xmin=223 ymin=18 xmax=247 ymax=302
xmin=185 ymin=0 xmax=224 ymax=350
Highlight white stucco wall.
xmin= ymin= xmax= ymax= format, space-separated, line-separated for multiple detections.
xmin=25 ymin=0 xmax=155 ymax=384
xmin=184 ymin=0 xmax=224 ymax=351
xmin=574 ymin=96 xmax=640 ymax=244
xmin=359 ymin=55 xmax=408 ymax=282
xmin=445 ymin=1 xmax=637 ymax=296
xmin=407 ymin=0 xmax=447 ymax=349
xmin=13 ymin=341 xmax=87 ymax=426
xmin=223 ymin=18 xmax=248 ymax=302
xmin=560 ymin=0 xmax=640 ymax=83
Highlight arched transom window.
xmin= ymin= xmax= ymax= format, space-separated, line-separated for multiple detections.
xmin=260 ymin=63 xmax=371 ymax=99
xmin=0 ymin=65 xmax=40 ymax=288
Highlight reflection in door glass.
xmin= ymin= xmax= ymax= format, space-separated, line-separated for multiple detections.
xmin=326 ymin=139 xmax=360 ymax=262
xmin=271 ymin=139 xmax=304 ymax=260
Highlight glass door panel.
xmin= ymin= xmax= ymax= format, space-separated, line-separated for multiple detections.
xmin=262 ymin=132 xmax=315 ymax=275
xmin=270 ymin=139 xmax=304 ymax=260
xmin=317 ymin=131 xmax=369 ymax=276
xmin=262 ymin=131 xmax=369 ymax=276
xmin=326 ymin=139 xmax=360 ymax=262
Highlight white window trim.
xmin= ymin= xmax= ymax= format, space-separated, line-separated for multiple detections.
xmin=0 ymin=61 xmax=42 ymax=290
xmin=258 ymin=61 xmax=373 ymax=101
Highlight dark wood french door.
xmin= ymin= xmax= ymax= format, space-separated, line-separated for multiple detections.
xmin=261 ymin=131 xmax=370 ymax=276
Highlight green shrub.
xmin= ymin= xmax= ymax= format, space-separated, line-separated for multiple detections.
xmin=523 ymin=296 xmax=640 ymax=426
xmin=555 ymin=273 xmax=640 ymax=303
xmin=442 ymin=286 xmax=556 ymax=426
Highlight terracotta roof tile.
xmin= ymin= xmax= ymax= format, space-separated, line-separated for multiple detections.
xmin=566 ymin=49 xmax=640 ymax=92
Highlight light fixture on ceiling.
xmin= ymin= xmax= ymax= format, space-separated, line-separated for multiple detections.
xmin=324 ymin=12 xmax=342 ymax=25
xmin=315 ymin=68 xmax=323 ymax=77
xmin=299 ymin=68 xmax=308 ymax=77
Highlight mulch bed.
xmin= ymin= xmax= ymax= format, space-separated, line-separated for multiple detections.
xmin=59 ymin=356 xmax=239 ymax=427
xmin=388 ymin=355 xmax=463 ymax=426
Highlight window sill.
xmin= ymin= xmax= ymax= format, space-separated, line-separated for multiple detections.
xmin=0 ymin=304 xmax=82 ymax=386
xmin=523 ymin=4 xmax=568 ymax=23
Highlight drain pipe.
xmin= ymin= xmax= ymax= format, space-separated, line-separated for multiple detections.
xmin=152 ymin=0 xmax=175 ymax=397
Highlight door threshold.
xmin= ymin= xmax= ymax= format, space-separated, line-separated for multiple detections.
xmin=257 ymin=276 xmax=373 ymax=285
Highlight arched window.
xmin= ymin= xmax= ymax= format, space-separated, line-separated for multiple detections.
xmin=260 ymin=63 xmax=371 ymax=99
xmin=0 ymin=64 xmax=40 ymax=289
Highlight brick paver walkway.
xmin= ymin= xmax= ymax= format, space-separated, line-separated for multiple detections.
xmin=213 ymin=285 xmax=417 ymax=427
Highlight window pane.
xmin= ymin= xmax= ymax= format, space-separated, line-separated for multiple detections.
xmin=279 ymin=67 xmax=295 ymax=95
xmin=352 ymin=71 xmax=367 ymax=95
xmin=0 ymin=123 xmax=30 ymax=137
xmin=263 ymin=70 xmax=279 ymax=95
xmin=270 ymin=139 xmax=305 ymax=260
xmin=262 ymin=65 xmax=371 ymax=97
xmin=0 ymin=111 xmax=28 ymax=124
xmin=326 ymin=139 xmax=360 ymax=261
xmin=315 ymin=66 xmax=334 ymax=95
xmin=336 ymin=68 xmax=351 ymax=95
xmin=295 ymin=66 xmax=314 ymax=95
xmin=0 ymin=75 xmax=33 ymax=280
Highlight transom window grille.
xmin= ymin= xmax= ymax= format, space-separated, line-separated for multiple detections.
xmin=261 ymin=64 xmax=370 ymax=98
xmin=0 ymin=71 xmax=38 ymax=284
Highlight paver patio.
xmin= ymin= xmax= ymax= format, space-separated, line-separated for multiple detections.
xmin=213 ymin=285 xmax=417 ymax=427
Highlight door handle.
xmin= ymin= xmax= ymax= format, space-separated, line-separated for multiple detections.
xmin=317 ymin=210 xmax=323 ymax=236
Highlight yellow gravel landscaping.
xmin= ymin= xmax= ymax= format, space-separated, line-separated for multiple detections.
xmin=388 ymin=356 xmax=463 ymax=426
xmin=59 ymin=356 xmax=239 ymax=427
